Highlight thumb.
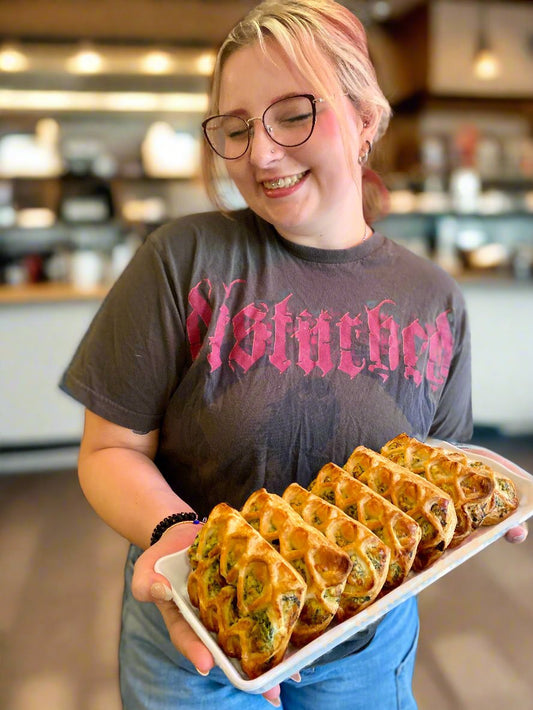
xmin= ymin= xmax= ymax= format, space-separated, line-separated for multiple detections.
xmin=131 ymin=543 xmax=174 ymax=603
xmin=149 ymin=580 xmax=174 ymax=602
xmin=131 ymin=522 xmax=201 ymax=602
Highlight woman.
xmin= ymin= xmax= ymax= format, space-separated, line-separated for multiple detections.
xmin=60 ymin=1 xmax=527 ymax=708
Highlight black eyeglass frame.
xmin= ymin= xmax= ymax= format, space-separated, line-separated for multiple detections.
xmin=202 ymin=93 xmax=324 ymax=160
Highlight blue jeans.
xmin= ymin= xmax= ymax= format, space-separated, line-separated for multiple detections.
xmin=119 ymin=545 xmax=419 ymax=709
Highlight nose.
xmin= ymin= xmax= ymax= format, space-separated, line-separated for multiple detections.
xmin=248 ymin=119 xmax=284 ymax=165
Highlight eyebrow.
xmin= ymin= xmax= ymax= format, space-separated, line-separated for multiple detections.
xmin=218 ymin=91 xmax=307 ymax=116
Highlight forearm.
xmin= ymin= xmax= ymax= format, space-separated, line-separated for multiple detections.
xmin=77 ymin=409 xmax=196 ymax=550
xmin=78 ymin=446 xmax=194 ymax=549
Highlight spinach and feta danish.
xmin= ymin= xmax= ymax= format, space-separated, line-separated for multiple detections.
xmin=381 ymin=434 xmax=496 ymax=546
xmin=308 ymin=463 xmax=421 ymax=590
xmin=344 ymin=446 xmax=457 ymax=570
xmin=282 ymin=483 xmax=390 ymax=620
xmin=187 ymin=503 xmax=306 ymax=679
xmin=241 ymin=489 xmax=352 ymax=646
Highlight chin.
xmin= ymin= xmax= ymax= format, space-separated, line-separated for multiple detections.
xmin=255 ymin=199 xmax=316 ymax=233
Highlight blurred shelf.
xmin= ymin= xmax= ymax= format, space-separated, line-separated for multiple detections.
xmin=0 ymin=282 xmax=108 ymax=303
xmin=0 ymin=221 xmax=125 ymax=256
xmin=380 ymin=210 xmax=533 ymax=219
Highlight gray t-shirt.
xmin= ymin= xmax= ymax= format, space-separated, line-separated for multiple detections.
xmin=61 ymin=208 xmax=472 ymax=520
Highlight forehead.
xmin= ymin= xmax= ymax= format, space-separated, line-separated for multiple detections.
xmin=218 ymin=42 xmax=311 ymax=111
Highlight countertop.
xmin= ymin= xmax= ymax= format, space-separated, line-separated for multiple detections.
xmin=0 ymin=282 xmax=109 ymax=304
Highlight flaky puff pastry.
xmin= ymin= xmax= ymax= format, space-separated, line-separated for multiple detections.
xmin=344 ymin=446 xmax=457 ymax=570
xmin=282 ymin=483 xmax=390 ymax=620
xmin=381 ymin=434 xmax=495 ymax=546
xmin=474 ymin=462 xmax=519 ymax=526
xmin=241 ymin=489 xmax=352 ymax=646
xmin=187 ymin=503 xmax=306 ymax=679
xmin=428 ymin=445 xmax=519 ymax=527
xmin=308 ymin=463 xmax=421 ymax=591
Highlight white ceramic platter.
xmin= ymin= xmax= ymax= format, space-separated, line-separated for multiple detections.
xmin=155 ymin=441 xmax=533 ymax=694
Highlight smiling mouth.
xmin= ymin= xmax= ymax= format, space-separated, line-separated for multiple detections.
xmin=262 ymin=171 xmax=308 ymax=190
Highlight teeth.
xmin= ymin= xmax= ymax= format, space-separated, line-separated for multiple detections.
xmin=263 ymin=171 xmax=306 ymax=190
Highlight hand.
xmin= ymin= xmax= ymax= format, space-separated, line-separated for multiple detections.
xmin=130 ymin=523 xmax=215 ymax=675
xmin=505 ymin=522 xmax=528 ymax=543
xmin=129 ymin=524 xmax=287 ymax=706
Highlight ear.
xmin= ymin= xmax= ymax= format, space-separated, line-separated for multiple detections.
xmin=360 ymin=107 xmax=382 ymax=145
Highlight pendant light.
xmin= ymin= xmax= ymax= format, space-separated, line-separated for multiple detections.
xmin=473 ymin=1 xmax=501 ymax=80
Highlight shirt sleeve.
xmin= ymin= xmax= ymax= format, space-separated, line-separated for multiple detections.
xmin=428 ymin=291 xmax=473 ymax=443
xmin=59 ymin=233 xmax=189 ymax=433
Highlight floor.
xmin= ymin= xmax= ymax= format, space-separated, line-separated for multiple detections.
xmin=0 ymin=430 xmax=531 ymax=710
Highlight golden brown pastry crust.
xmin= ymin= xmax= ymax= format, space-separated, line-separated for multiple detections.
xmin=187 ymin=503 xmax=306 ymax=679
xmin=434 ymin=448 xmax=520 ymax=527
xmin=477 ymin=465 xmax=519 ymax=525
xmin=381 ymin=433 xmax=496 ymax=546
xmin=308 ymin=463 xmax=422 ymax=590
xmin=241 ymin=489 xmax=352 ymax=646
xmin=344 ymin=446 xmax=457 ymax=570
xmin=282 ymin=483 xmax=390 ymax=620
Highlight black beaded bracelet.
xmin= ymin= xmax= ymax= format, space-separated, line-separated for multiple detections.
xmin=150 ymin=512 xmax=200 ymax=546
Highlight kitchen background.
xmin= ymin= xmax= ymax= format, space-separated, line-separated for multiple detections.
xmin=1 ymin=1 xmax=532 ymax=709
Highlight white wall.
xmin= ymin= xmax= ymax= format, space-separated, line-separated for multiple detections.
xmin=462 ymin=280 xmax=533 ymax=435
xmin=0 ymin=299 xmax=99 ymax=447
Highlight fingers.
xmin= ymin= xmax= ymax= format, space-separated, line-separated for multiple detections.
xmin=131 ymin=544 xmax=171 ymax=602
xmin=151 ymin=593 xmax=214 ymax=674
xmin=261 ymin=672 xmax=300 ymax=707
xmin=262 ymin=684 xmax=281 ymax=707
xmin=130 ymin=533 xmax=215 ymax=675
xmin=505 ymin=522 xmax=528 ymax=544
xmin=150 ymin=581 xmax=173 ymax=602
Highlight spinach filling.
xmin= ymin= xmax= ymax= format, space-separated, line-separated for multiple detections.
xmin=243 ymin=570 xmax=264 ymax=603
xmin=251 ymin=609 xmax=276 ymax=652
xmin=344 ymin=504 xmax=359 ymax=520
xmin=206 ymin=560 xmax=223 ymax=597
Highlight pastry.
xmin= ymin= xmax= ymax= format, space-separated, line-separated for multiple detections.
xmin=426 ymin=444 xmax=519 ymax=526
xmin=308 ymin=463 xmax=422 ymax=590
xmin=282 ymin=483 xmax=390 ymax=620
xmin=241 ymin=489 xmax=352 ymax=645
xmin=187 ymin=502 xmax=306 ymax=679
xmin=477 ymin=463 xmax=519 ymax=525
xmin=344 ymin=446 xmax=457 ymax=569
xmin=381 ymin=433 xmax=495 ymax=546
xmin=430 ymin=445 xmax=518 ymax=526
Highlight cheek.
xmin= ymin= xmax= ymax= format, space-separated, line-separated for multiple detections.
xmin=317 ymin=110 xmax=342 ymax=140
xmin=310 ymin=117 xmax=357 ymax=184
xmin=312 ymin=111 xmax=354 ymax=166
xmin=225 ymin=162 xmax=252 ymax=191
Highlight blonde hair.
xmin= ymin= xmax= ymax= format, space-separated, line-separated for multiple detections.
xmin=202 ymin=0 xmax=392 ymax=221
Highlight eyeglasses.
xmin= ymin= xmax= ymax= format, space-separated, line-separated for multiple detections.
xmin=202 ymin=93 xmax=325 ymax=160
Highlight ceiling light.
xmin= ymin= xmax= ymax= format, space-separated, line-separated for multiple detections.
xmin=371 ymin=1 xmax=391 ymax=21
xmin=66 ymin=44 xmax=104 ymax=74
xmin=0 ymin=43 xmax=29 ymax=72
xmin=195 ymin=51 xmax=216 ymax=76
xmin=473 ymin=1 xmax=501 ymax=80
xmin=141 ymin=50 xmax=173 ymax=74
xmin=473 ymin=48 xmax=501 ymax=80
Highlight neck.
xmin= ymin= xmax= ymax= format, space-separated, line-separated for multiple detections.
xmin=277 ymin=218 xmax=370 ymax=250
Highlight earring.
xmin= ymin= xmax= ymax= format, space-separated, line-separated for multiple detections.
xmin=358 ymin=139 xmax=372 ymax=165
